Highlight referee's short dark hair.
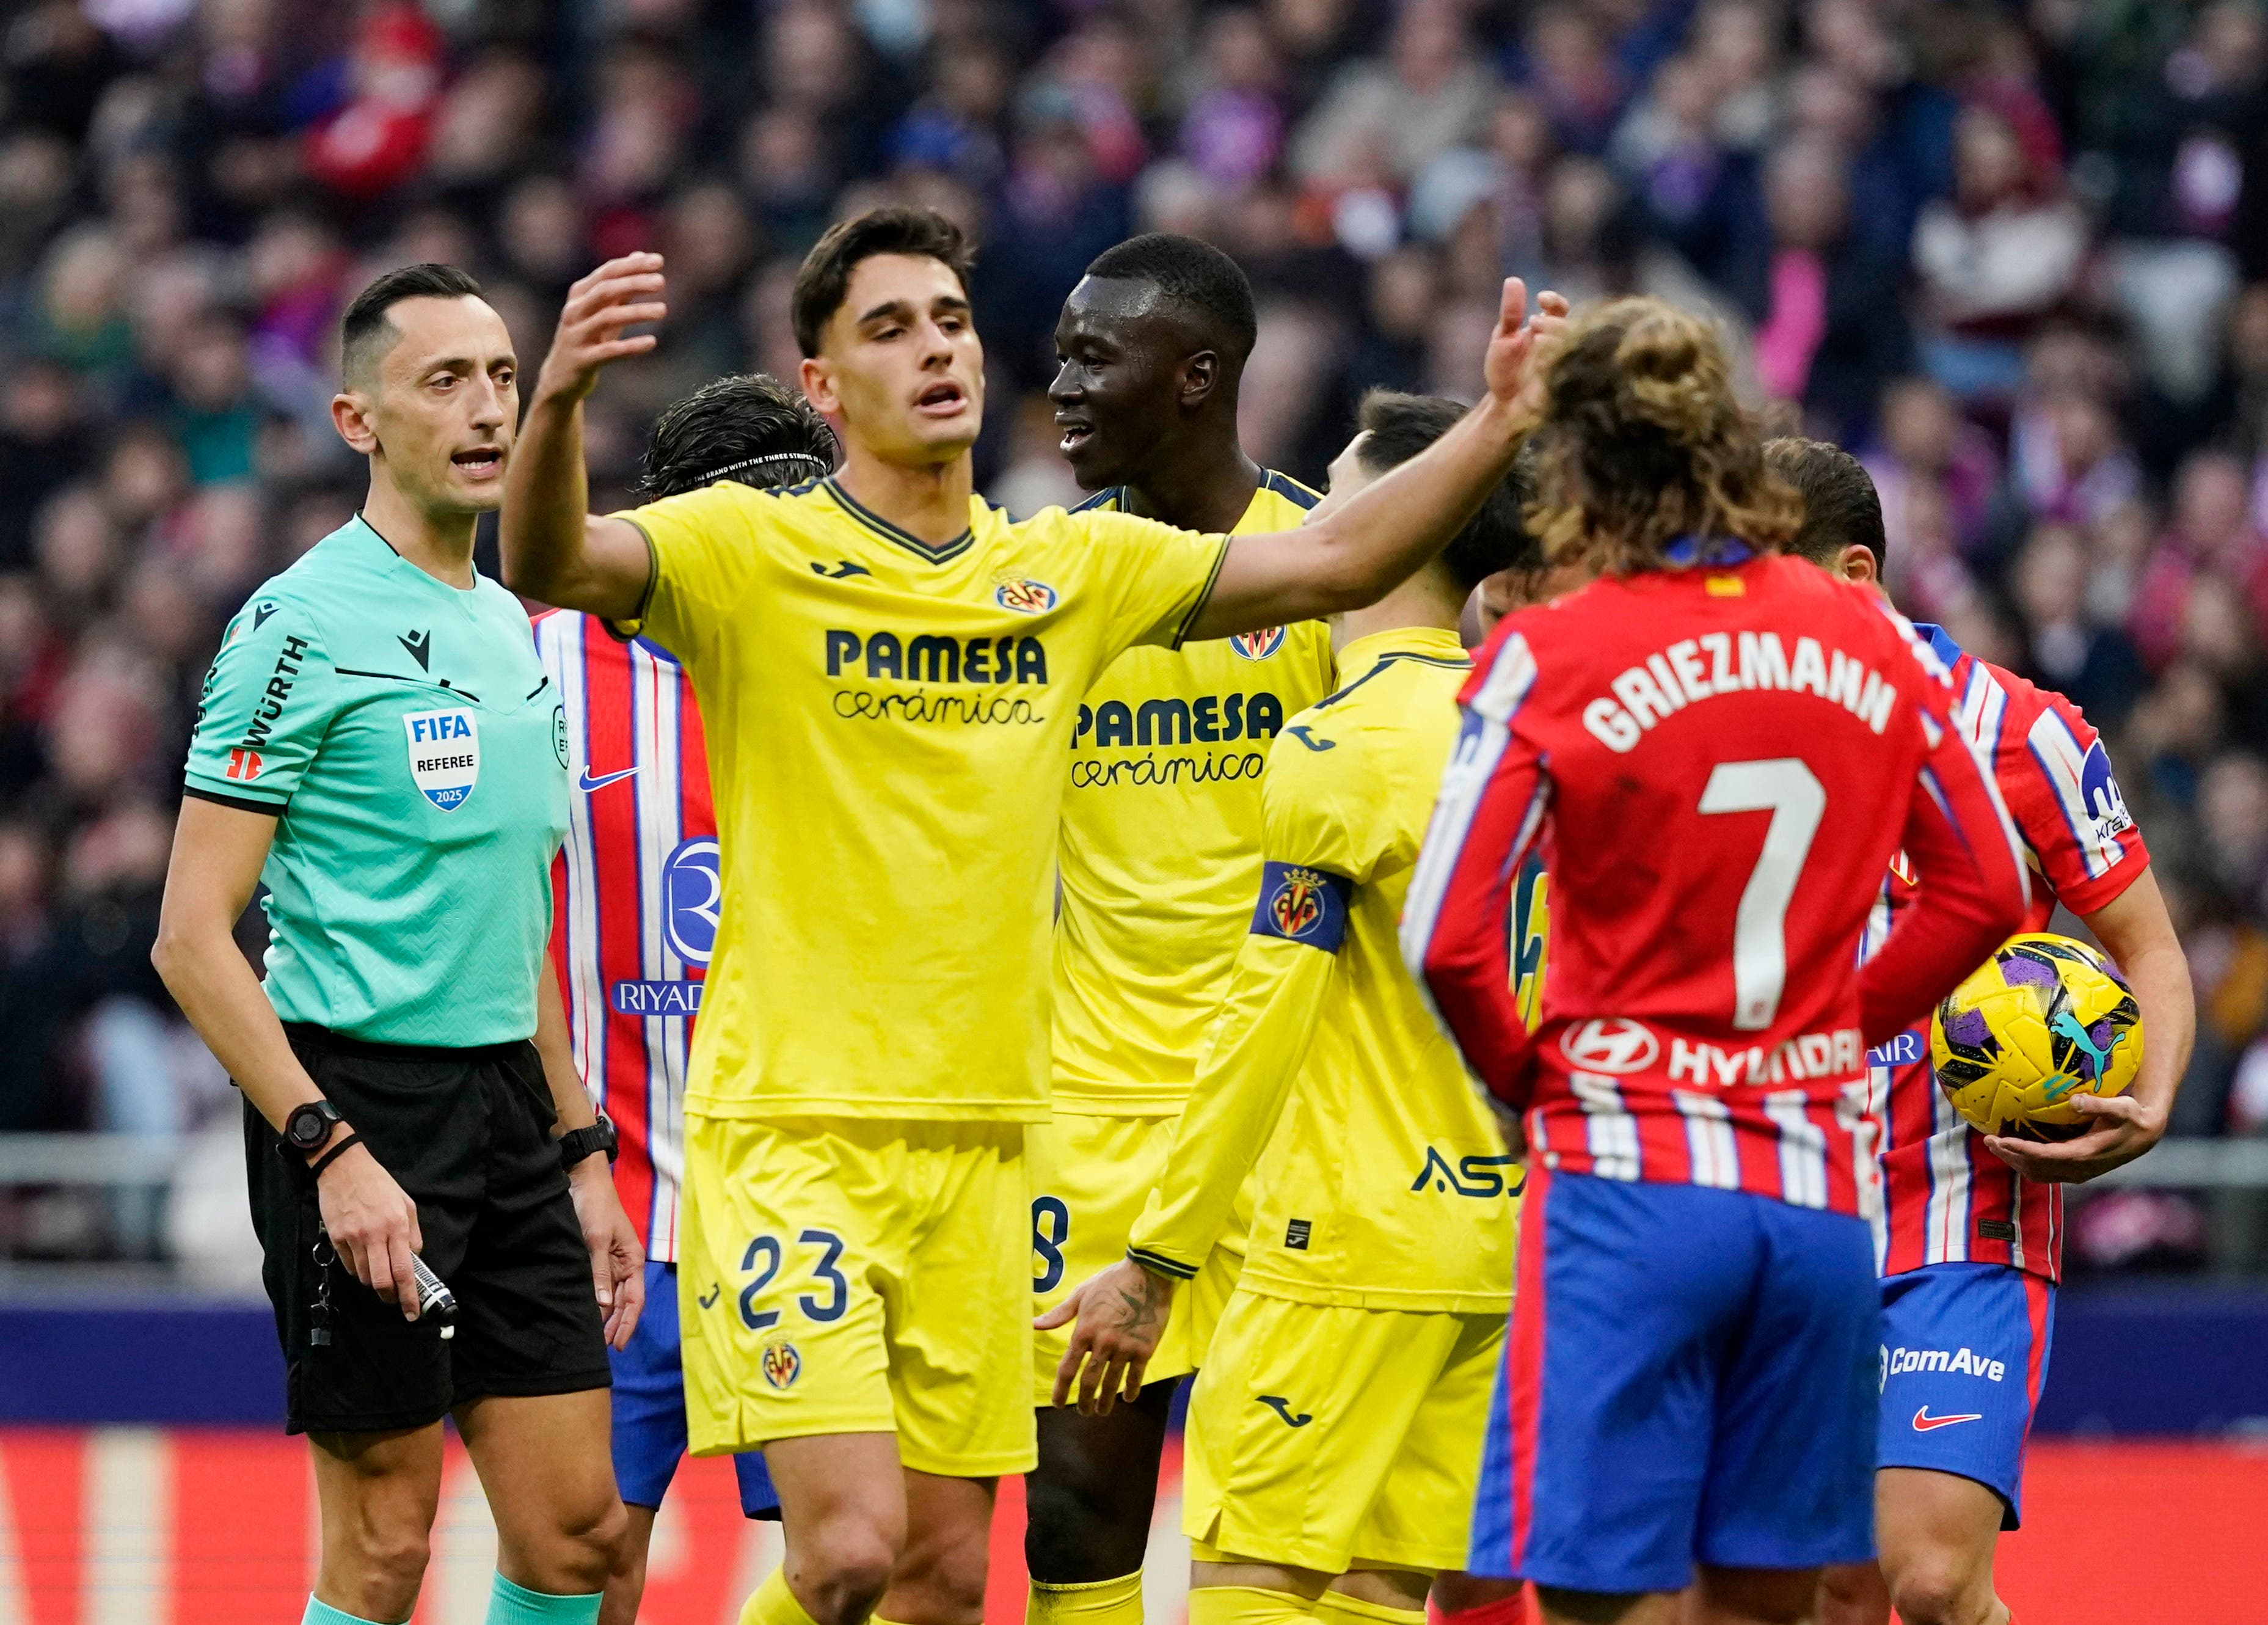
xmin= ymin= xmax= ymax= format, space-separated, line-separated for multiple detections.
xmin=1082 ymin=233 xmax=1259 ymax=368
xmin=792 ymin=206 xmax=975 ymax=358
xmin=1355 ymin=390 xmax=1539 ymax=593
xmin=341 ymin=263 xmax=486 ymax=387
xmin=1765 ymin=436 xmax=1887 ymax=574
xmin=640 ymin=374 xmax=840 ymax=498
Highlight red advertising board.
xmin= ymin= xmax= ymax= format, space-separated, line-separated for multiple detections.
xmin=0 ymin=1431 xmax=2260 ymax=1623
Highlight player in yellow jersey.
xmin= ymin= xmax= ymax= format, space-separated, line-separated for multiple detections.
xmin=1046 ymin=393 xmax=1534 ymax=1625
xmin=501 ymin=208 xmax=1565 ymax=1625
xmin=1027 ymin=233 xmax=1334 ymax=1625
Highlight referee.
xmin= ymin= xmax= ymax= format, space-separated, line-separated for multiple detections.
xmin=153 ymin=265 xmax=639 ymax=1625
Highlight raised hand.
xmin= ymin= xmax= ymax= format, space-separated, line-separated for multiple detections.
xmin=534 ymin=252 xmax=669 ymax=405
xmin=1481 ymin=277 xmax=1570 ymax=426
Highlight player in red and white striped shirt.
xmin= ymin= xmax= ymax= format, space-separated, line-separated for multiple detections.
xmin=1766 ymin=440 xmax=2195 ymax=1625
xmin=534 ymin=374 xmax=838 ymax=1625
xmin=1402 ymin=300 xmax=2029 ymax=1625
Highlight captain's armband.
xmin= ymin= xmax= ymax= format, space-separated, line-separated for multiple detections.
xmin=1249 ymin=861 xmax=1355 ymax=952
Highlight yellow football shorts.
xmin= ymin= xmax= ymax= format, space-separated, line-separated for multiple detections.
xmin=678 ymin=1115 xmax=1035 ymax=1477
xmin=1183 ymin=1291 xmax=1505 ymax=1574
xmin=1028 ymin=1109 xmax=1245 ymax=1404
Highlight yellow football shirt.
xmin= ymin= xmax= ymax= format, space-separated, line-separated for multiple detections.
xmin=1052 ymin=473 xmax=1335 ymax=1114
xmin=1126 ymin=627 xmax=1517 ymax=1312
xmin=618 ymin=476 xmax=1228 ymax=1122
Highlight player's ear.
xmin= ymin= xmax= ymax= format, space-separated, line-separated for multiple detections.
xmin=1180 ymin=349 xmax=1218 ymax=411
xmin=799 ymin=354 xmax=839 ymax=417
xmin=1839 ymin=544 xmax=1878 ymax=586
xmin=331 ymin=389 xmax=379 ymax=458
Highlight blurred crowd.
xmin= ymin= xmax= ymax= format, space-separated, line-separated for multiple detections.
xmin=2 ymin=0 xmax=2268 ymax=1266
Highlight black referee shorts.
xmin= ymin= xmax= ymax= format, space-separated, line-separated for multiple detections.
xmin=245 ymin=1025 xmax=611 ymax=1436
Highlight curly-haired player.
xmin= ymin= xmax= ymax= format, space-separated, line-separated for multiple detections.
xmin=1404 ymin=299 xmax=2030 ymax=1625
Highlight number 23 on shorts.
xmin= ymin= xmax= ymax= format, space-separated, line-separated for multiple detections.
xmin=737 ymin=1228 xmax=850 ymax=1329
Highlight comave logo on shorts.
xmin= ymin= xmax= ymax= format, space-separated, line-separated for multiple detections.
xmin=404 ymin=708 xmax=479 ymax=811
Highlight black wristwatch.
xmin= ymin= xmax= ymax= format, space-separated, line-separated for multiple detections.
xmin=560 ymin=1114 xmax=618 ymax=1172
xmin=283 ymin=1099 xmax=344 ymax=1157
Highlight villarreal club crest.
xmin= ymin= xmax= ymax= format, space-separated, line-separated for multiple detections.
xmin=1269 ymin=866 xmax=1329 ymax=940
xmin=1931 ymin=933 xmax=2144 ymax=1140
xmin=1230 ymin=626 xmax=1288 ymax=660
xmin=761 ymin=1340 xmax=802 ymax=1390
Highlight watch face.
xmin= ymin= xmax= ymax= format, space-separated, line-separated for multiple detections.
xmin=288 ymin=1104 xmax=331 ymax=1148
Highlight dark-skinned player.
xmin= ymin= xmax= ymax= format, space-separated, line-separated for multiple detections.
xmin=1027 ymin=234 xmax=1332 ymax=1625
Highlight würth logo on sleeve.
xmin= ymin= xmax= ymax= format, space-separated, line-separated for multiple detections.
xmin=225 ymin=747 xmax=263 ymax=781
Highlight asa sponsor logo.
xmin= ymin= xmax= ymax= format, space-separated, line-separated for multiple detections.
xmin=403 ymin=708 xmax=479 ymax=811
xmin=1411 ymin=1148 xmax=1526 ymax=1199
xmin=994 ymin=577 xmax=1059 ymax=615
xmin=1885 ymin=1345 xmax=2007 ymax=1383
xmin=1558 ymin=1018 xmax=1660 ymax=1075
xmin=663 ymin=838 xmax=722 ymax=966
xmin=761 ymin=1342 xmax=802 ymax=1390
xmin=1230 ymin=626 xmax=1287 ymax=661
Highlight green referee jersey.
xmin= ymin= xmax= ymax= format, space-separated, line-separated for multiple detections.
xmin=183 ymin=515 xmax=569 ymax=1047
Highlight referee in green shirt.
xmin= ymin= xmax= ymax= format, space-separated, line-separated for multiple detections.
xmin=154 ymin=265 xmax=641 ymax=1625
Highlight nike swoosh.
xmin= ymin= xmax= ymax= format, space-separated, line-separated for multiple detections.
xmin=1912 ymin=1407 xmax=1985 ymax=1431
xmin=578 ymin=765 xmax=641 ymax=793
xmin=699 ymin=1285 xmax=721 ymax=1309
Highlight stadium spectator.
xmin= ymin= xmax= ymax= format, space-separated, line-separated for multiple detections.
xmin=0 ymin=0 xmax=2259 ymax=1282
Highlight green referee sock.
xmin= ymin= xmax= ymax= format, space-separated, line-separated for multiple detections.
xmin=485 ymin=1572 xmax=603 ymax=1624
xmin=303 ymin=1598 xmax=404 ymax=1625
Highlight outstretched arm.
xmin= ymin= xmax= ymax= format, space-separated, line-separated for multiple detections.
xmin=500 ymin=254 xmax=670 ymax=616
xmin=1181 ymin=280 xmax=1566 ymax=641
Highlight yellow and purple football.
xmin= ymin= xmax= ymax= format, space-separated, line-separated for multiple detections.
xmin=1930 ymin=933 xmax=2143 ymax=1141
